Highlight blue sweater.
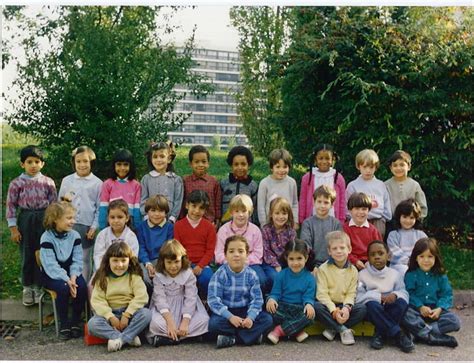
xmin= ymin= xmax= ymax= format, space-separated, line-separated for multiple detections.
xmin=404 ymin=268 xmax=453 ymax=310
xmin=136 ymin=220 xmax=174 ymax=264
xmin=268 ymin=268 xmax=316 ymax=307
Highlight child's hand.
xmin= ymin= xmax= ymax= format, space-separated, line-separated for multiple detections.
xmin=419 ymin=305 xmax=432 ymax=318
xmin=146 ymin=263 xmax=156 ymax=279
xmin=331 ymin=308 xmax=341 ymax=321
xmin=304 ymin=304 xmax=315 ymax=319
xmin=355 ymin=260 xmax=366 ymax=270
xmin=9 ymin=227 xmax=21 ymax=244
xmin=166 ymin=318 xmax=179 ymax=341
xmin=109 ymin=316 xmax=121 ymax=330
xmin=382 ymin=293 xmax=397 ymax=305
xmin=119 ymin=316 xmax=129 ymax=331
xmin=312 ymin=267 xmax=319 ymax=278
xmin=242 ymin=317 xmax=253 ymax=329
xmin=275 ymin=266 xmax=282 ymax=272
xmin=229 ymin=315 xmax=243 ymax=328
xmin=340 ymin=306 xmax=350 ymax=322
xmin=266 ymin=298 xmax=278 ymax=314
xmin=67 ymin=276 xmax=78 ymax=298
xmin=177 ymin=318 xmax=190 ymax=337
xmin=192 ymin=265 xmax=203 ymax=276
xmin=86 ymin=227 xmax=96 ymax=240
xmin=429 ymin=307 xmax=442 ymax=320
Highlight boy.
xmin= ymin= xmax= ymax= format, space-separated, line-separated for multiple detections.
xmin=181 ymin=145 xmax=222 ymax=226
xmin=220 ymin=146 xmax=259 ymax=225
xmin=257 ymin=148 xmax=298 ymax=228
xmin=6 ymin=145 xmax=57 ymax=306
xmin=343 ymin=193 xmax=382 ymax=270
xmin=136 ymin=195 xmax=174 ymax=290
xmin=208 ymin=235 xmax=273 ymax=348
xmin=300 ymin=185 xmax=343 ymax=274
xmin=314 ymin=231 xmax=367 ymax=345
xmin=346 ymin=149 xmax=391 ymax=238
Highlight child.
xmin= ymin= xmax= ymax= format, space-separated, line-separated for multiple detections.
xmin=147 ymin=239 xmax=209 ymax=346
xmin=99 ymin=149 xmax=141 ymax=230
xmin=261 ymin=197 xmax=297 ymax=289
xmin=174 ymin=190 xmax=217 ymax=298
xmin=356 ymin=240 xmax=414 ymax=352
xmin=88 ymin=242 xmax=151 ymax=352
xmin=402 ymin=238 xmax=460 ymax=348
xmin=266 ymin=240 xmax=316 ymax=344
xmin=257 ymin=148 xmax=298 ymax=229
xmin=181 ymin=145 xmax=222 ymax=225
xmin=6 ymin=145 xmax=57 ymax=306
xmin=136 ymin=195 xmax=174 ymax=290
xmin=300 ymin=185 xmax=343 ymax=273
xmin=220 ymin=145 xmax=259 ymax=225
xmin=387 ymin=199 xmax=427 ymax=275
xmin=299 ymin=144 xmax=346 ymax=225
xmin=58 ymin=146 xmax=103 ymax=282
xmin=39 ymin=202 xmax=87 ymax=340
xmin=140 ymin=141 xmax=183 ymax=224
xmin=343 ymin=192 xmax=382 ymax=270
xmin=314 ymin=231 xmax=367 ymax=345
xmin=346 ymin=149 xmax=392 ymax=238
xmin=215 ymin=194 xmax=267 ymax=293
xmin=208 ymin=235 xmax=273 ymax=348
xmin=93 ymin=199 xmax=139 ymax=271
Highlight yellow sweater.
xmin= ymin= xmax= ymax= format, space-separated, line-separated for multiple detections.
xmin=91 ymin=273 xmax=148 ymax=321
xmin=316 ymin=261 xmax=358 ymax=313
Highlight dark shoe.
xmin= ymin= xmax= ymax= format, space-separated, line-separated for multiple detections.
xmin=59 ymin=328 xmax=71 ymax=341
xmin=153 ymin=336 xmax=177 ymax=347
xmin=427 ymin=333 xmax=458 ymax=348
xmin=370 ymin=333 xmax=384 ymax=350
xmin=216 ymin=334 xmax=236 ymax=349
xmin=255 ymin=334 xmax=263 ymax=345
xmin=398 ymin=331 xmax=415 ymax=353
xmin=70 ymin=326 xmax=82 ymax=339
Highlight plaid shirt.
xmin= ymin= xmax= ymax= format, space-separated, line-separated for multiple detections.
xmin=181 ymin=173 xmax=222 ymax=222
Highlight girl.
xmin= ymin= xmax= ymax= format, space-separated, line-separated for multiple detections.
xmin=140 ymin=141 xmax=183 ymax=224
xmin=99 ymin=149 xmax=141 ymax=230
xmin=402 ymin=238 xmax=460 ymax=348
xmin=147 ymin=239 xmax=209 ymax=346
xmin=88 ymin=242 xmax=151 ymax=352
xmin=266 ymin=239 xmax=316 ymax=344
xmin=93 ymin=199 xmax=139 ymax=271
xmin=39 ymin=201 xmax=87 ymax=340
xmin=387 ymin=199 xmax=427 ymax=275
xmin=299 ymin=144 xmax=346 ymax=225
xmin=261 ymin=197 xmax=297 ymax=290
xmin=58 ymin=146 xmax=103 ymax=282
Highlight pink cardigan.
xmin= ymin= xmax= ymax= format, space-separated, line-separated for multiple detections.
xmin=298 ymin=171 xmax=346 ymax=224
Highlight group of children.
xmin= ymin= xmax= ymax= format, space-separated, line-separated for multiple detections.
xmin=6 ymin=142 xmax=460 ymax=353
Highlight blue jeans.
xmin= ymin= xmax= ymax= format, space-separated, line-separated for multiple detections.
xmin=88 ymin=307 xmax=152 ymax=344
xmin=249 ymin=264 xmax=270 ymax=294
xmin=191 ymin=263 xmax=213 ymax=298
xmin=260 ymin=264 xmax=278 ymax=292
xmin=365 ymin=298 xmax=408 ymax=337
xmin=402 ymin=305 xmax=461 ymax=338
xmin=314 ymin=301 xmax=367 ymax=333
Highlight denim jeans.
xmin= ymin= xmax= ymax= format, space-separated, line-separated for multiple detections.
xmin=365 ymin=298 xmax=408 ymax=337
xmin=191 ymin=263 xmax=214 ymax=298
xmin=249 ymin=264 xmax=270 ymax=294
xmin=314 ymin=301 xmax=367 ymax=333
xmin=402 ymin=305 xmax=461 ymax=338
xmin=260 ymin=264 xmax=278 ymax=293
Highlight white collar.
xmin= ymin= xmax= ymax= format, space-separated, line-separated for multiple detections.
xmin=149 ymin=170 xmax=174 ymax=177
xmin=74 ymin=172 xmax=93 ymax=180
xmin=312 ymin=167 xmax=336 ymax=177
xmin=349 ymin=218 xmax=370 ymax=228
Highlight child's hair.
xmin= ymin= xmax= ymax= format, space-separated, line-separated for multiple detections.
xmin=278 ymin=238 xmax=314 ymax=271
xmin=387 ymin=150 xmax=412 ymax=167
xmin=109 ymin=148 xmax=137 ymax=180
xmin=71 ymin=145 xmax=96 ymax=171
xmin=156 ymin=239 xmax=190 ymax=274
xmin=226 ymin=145 xmax=254 ymax=166
xmin=407 ymin=237 xmax=446 ymax=274
xmin=367 ymin=240 xmax=388 ymax=254
xmin=186 ymin=190 xmax=210 ymax=210
xmin=144 ymin=194 xmax=170 ymax=214
xmin=326 ymin=230 xmax=351 ymax=249
xmin=313 ymin=185 xmax=337 ymax=204
xmin=20 ymin=145 xmax=45 ymax=162
xmin=347 ymin=192 xmax=372 ymax=211
xmin=188 ymin=145 xmax=210 ymax=162
xmin=224 ymin=235 xmax=249 ymax=254
xmin=267 ymin=196 xmax=294 ymax=228
xmin=393 ymin=198 xmax=423 ymax=230
xmin=229 ymin=194 xmax=253 ymax=215
xmin=145 ymin=141 xmax=177 ymax=172
xmin=307 ymin=143 xmax=339 ymax=185
xmin=43 ymin=201 xmax=76 ymax=230
xmin=355 ymin=149 xmax=380 ymax=168
xmin=108 ymin=199 xmax=131 ymax=228
xmin=268 ymin=148 xmax=292 ymax=169
xmin=91 ymin=241 xmax=142 ymax=292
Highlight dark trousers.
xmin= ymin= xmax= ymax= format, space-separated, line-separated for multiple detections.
xmin=42 ymin=274 xmax=87 ymax=329
xmin=366 ymin=298 xmax=408 ymax=337
xmin=402 ymin=305 xmax=461 ymax=339
xmin=208 ymin=307 xmax=273 ymax=345
xmin=273 ymin=301 xmax=313 ymax=336
xmin=314 ymin=301 xmax=367 ymax=333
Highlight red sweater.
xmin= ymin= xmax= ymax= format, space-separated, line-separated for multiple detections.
xmin=174 ymin=218 xmax=216 ymax=268
xmin=343 ymin=222 xmax=382 ymax=265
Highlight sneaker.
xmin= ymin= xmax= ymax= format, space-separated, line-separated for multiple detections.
xmin=216 ymin=335 xmax=236 ymax=349
xmin=295 ymin=331 xmax=309 ymax=343
xmin=107 ymin=338 xmax=123 ymax=352
xmin=322 ymin=328 xmax=337 ymax=341
xmin=59 ymin=328 xmax=71 ymax=341
xmin=22 ymin=287 xmax=34 ymax=306
xmin=340 ymin=329 xmax=355 ymax=345
xmin=427 ymin=333 xmax=458 ymax=348
xmin=70 ymin=325 xmax=82 ymax=339
xmin=370 ymin=333 xmax=384 ymax=350
xmin=256 ymin=334 xmax=263 ymax=345
xmin=129 ymin=336 xmax=141 ymax=347
xmin=398 ymin=331 xmax=414 ymax=353
xmin=267 ymin=331 xmax=280 ymax=345
xmin=153 ymin=336 xmax=176 ymax=347
xmin=33 ymin=287 xmax=43 ymax=304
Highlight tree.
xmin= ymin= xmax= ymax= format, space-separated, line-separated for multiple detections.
xmin=6 ymin=6 xmax=212 ymax=178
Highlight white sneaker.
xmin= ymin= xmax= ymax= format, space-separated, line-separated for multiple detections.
xmin=267 ymin=331 xmax=279 ymax=345
xmin=33 ymin=287 xmax=43 ymax=304
xmin=322 ymin=328 xmax=337 ymax=341
xmin=107 ymin=338 xmax=123 ymax=352
xmin=22 ymin=287 xmax=34 ymax=306
xmin=295 ymin=331 xmax=309 ymax=343
xmin=129 ymin=336 xmax=141 ymax=347
xmin=340 ymin=329 xmax=355 ymax=345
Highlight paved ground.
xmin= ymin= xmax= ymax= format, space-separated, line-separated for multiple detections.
xmin=1 ymin=307 xmax=473 ymax=361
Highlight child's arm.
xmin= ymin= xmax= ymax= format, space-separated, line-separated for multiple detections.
xmin=214 ymin=178 xmax=222 ymax=223
xmin=391 ymin=270 xmax=409 ymax=303
xmin=46 ymin=176 xmax=57 ymax=203
xmin=436 ymin=274 xmax=454 ymax=311
xmin=69 ymin=233 xmax=83 ymax=279
xmin=404 ymin=271 xmax=424 ymax=309
xmin=197 ymin=223 xmax=216 ymax=268
xmin=343 ymin=267 xmax=358 ymax=306
xmin=247 ymin=272 xmax=264 ymax=322
xmin=387 ymin=231 xmax=405 ymax=265
xmin=207 ymin=270 xmax=233 ymax=320
xmin=124 ymin=275 xmax=149 ymax=317
xmin=355 ymin=273 xmax=381 ymax=305
xmin=136 ymin=225 xmax=150 ymax=264
xmin=298 ymin=173 xmax=309 ymax=225
xmin=267 ymin=269 xmax=283 ymax=303
xmin=214 ymin=227 xmax=227 ymax=265
xmin=126 ymin=230 xmax=140 ymax=258
xmin=89 ymin=179 xmax=103 ymax=238
xmin=6 ymin=179 xmax=21 ymax=243
xmin=93 ymin=231 xmax=107 ymax=271
xmin=90 ymin=283 xmax=114 ymax=321
xmin=98 ymin=181 xmax=111 ymax=230
xmin=290 ymin=178 xmax=299 ymax=228
xmin=299 ymin=219 xmax=314 ymax=251
xmin=131 ymin=182 xmax=142 ymax=229
xmin=40 ymin=242 xmax=70 ymax=283
xmin=316 ymin=267 xmax=337 ymax=313
xmin=257 ymin=179 xmax=268 ymax=226
xmin=335 ymin=173 xmax=347 ymax=223
xmin=247 ymin=228 xmax=263 ymax=266
xmin=303 ymin=273 xmax=316 ymax=308
xmin=139 ymin=175 xmax=149 ymax=217
xmin=415 ymin=183 xmax=428 ymax=219
xmin=170 ymin=177 xmax=184 ymax=223
xmin=345 ymin=181 xmax=356 ymax=219
xmin=382 ymin=186 xmax=392 ymax=221
xmin=182 ymin=271 xmax=198 ymax=320
xmin=262 ymin=227 xmax=279 ymax=267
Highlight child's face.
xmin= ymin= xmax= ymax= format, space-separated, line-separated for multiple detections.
xmin=357 ymin=163 xmax=377 ymax=180
xmin=152 ymin=149 xmax=170 ymax=174
xmin=287 ymin=251 xmax=308 ymax=274
xmin=148 ymin=207 xmax=166 ymax=226
xmin=231 ymin=208 xmax=250 ymax=228
xmin=314 ymin=195 xmax=333 ymax=218
xmin=108 ymin=208 xmax=129 ymax=233
xmin=272 ymin=208 xmax=289 ymax=230
xmin=416 ymin=248 xmax=435 ymax=272
xmin=55 ymin=210 xmax=76 ymax=232
xmin=115 ymin=161 xmax=130 ymax=179
xmin=368 ymin=243 xmax=388 ymax=270
xmin=225 ymin=240 xmax=248 ymax=273
xmin=400 ymin=213 xmax=416 ymax=230
xmin=349 ymin=207 xmax=369 ymax=226
xmin=110 ymin=256 xmax=130 ymax=277
xmin=190 ymin=152 xmax=209 ymax=177
xmin=231 ymin=155 xmax=249 ymax=179
xmin=21 ymin=156 xmax=44 ymax=177
xmin=390 ymin=159 xmax=410 ymax=180
xmin=271 ymin=159 xmax=289 ymax=180
xmin=186 ymin=202 xmax=206 ymax=222
xmin=328 ymin=240 xmax=351 ymax=266
xmin=74 ymin=152 xmax=92 ymax=177
xmin=315 ymin=150 xmax=333 ymax=173
xmin=164 ymin=256 xmax=182 ymax=278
